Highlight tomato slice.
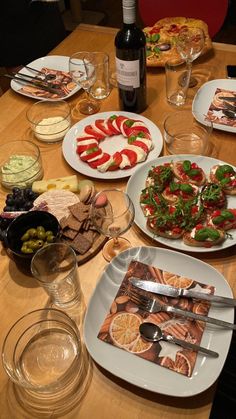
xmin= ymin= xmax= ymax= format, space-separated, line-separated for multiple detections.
xmin=84 ymin=124 xmax=105 ymax=140
xmin=107 ymin=152 xmax=122 ymax=171
xmin=115 ymin=116 xmax=128 ymax=132
xmin=106 ymin=116 xmax=120 ymax=134
xmin=80 ymin=147 xmax=102 ymax=162
xmin=120 ymin=149 xmax=137 ymax=168
xmin=88 ymin=153 xmax=111 ymax=169
xmin=126 ymin=127 xmax=151 ymax=140
xmin=76 ymin=142 xmax=98 ymax=155
xmin=94 ymin=119 xmax=113 ymax=136
xmin=129 ymin=140 xmax=149 ymax=154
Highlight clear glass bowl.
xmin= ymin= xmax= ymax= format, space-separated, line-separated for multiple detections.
xmin=0 ymin=140 xmax=43 ymax=190
xmin=26 ymin=99 xmax=71 ymax=143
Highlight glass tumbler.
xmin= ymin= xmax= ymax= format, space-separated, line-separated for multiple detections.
xmin=2 ymin=309 xmax=88 ymax=416
xmin=31 ymin=243 xmax=81 ymax=308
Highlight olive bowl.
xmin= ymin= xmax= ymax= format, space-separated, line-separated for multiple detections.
xmin=5 ymin=211 xmax=61 ymax=269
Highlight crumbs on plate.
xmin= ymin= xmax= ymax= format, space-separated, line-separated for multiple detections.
xmin=207 ymin=88 xmax=236 ymax=127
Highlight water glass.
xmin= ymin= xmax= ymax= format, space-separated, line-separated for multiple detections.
xmin=90 ymin=52 xmax=110 ymax=99
xmin=163 ymin=111 xmax=212 ymax=155
xmin=165 ymin=59 xmax=191 ymax=106
xmin=31 ymin=243 xmax=81 ymax=308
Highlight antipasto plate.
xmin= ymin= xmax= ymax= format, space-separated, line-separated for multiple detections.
xmin=62 ymin=111 xmax=163 ymax=180
xmin=11 ymin=55 xmax=79 ymax=100
xmin=126 ymin=155 xmax=236 ymax=253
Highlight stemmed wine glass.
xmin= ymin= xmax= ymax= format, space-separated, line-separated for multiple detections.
xmin=176 ymin=27 xmax=205 ymax=87
xmin=90 ymin=189 xmax=135 ymax=262
xmin=69 ymin=51 xmax=100 ymax=116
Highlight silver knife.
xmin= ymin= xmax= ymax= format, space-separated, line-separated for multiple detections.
xmin=219 ymin=96 xmax=236 ymax=102
xmin=3 ymin=74 xmax=62 ymax=95
xmin=130 ymin=278 xmax=236 ymax=306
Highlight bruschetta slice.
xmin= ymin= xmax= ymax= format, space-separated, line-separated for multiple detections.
xmin=146 ymin=163 xmax=173 ymax=191
xmin=162 ymin=181 xmax=199 ymax=204
xmin=183 ymin=224 xmax=225 ymax=247
xmin=200 ymin=183 xmax=227 ymax=211
xmin=173 ymin=160 xmax=206 ymax=186
xmin=147 ymin=217 xmax=184 ymax=239
xmin=207 ymin=209 xmax=236 ymax=231
xmin=210 ymin=164 xmax=236 ymax=195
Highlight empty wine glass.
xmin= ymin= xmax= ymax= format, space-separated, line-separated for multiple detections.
xmin=90 ymin=189 xmax=135 ymax=262
xmin=176 ymin=27 xmax=205 ymax=87
xmin=69 ymin=51 xmax=100 ymax=115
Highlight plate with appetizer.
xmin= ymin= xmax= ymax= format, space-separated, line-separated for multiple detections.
xmin=62 ymin=111 xmax=163 ymax=180
xmin=126 ymin=155 xmax=236 ymax=252
xmin=11 ymin=56 xmax=79 ymax=100
xmin=192 ymin=79 xmax=236 ymax=133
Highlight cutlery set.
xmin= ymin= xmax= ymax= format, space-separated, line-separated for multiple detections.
xmin=129 ymin=277 xmax=236 ymax=357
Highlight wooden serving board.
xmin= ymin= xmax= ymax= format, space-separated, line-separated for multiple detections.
xmin=76 ymin=234 xmax=107 ymax=265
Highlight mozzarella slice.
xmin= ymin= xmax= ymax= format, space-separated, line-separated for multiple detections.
xmin=126 ymin=145 xmax=147 ymax=162
xmin=97 ymin=156 xmax=114 ymax=172
xmin=119 ymin=153 xmax=131 ymax=169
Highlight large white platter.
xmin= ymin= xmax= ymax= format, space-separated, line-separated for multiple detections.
xmin=192 ymin=79 xmax=236 ymax=133
xmin=11 ymin=55 xmax=80 ymax=100
xmin=126 ymin=154 xmax=236 ymax=253
xmin=84 ymin=246 xmax=233 ymax=397
xmin=62 ymin=111 xmax=163 ymax=179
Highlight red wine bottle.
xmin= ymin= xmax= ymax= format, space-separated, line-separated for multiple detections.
xmin=115 ymin=0 xmax=147 ymax=113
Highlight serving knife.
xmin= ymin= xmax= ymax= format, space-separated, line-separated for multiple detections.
xmin=130 ymin=278 xmax=236 ymax=306
xmin=219 ymin=96 xmax=236 ymax=102
xmin=3 ymin=74 xmax=62 ymax=95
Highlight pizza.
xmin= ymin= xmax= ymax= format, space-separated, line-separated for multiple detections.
xmin=143 ymin=17 xmax=212 ymax=67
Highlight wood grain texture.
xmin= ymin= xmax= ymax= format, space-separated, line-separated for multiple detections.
xmin=0 ymin=24 xmax=236 ymax=419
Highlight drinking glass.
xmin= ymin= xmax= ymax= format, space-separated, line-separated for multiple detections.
xmin=69 ymin=51 xmax=100 ymax=115
xmin=176 ymin=27 xmax=205 ymax=87
xmin=90 ymin=189 xmax=135 ymax=262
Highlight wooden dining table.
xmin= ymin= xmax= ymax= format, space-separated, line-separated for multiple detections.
xmin=1 ymin=24 xmax=236 ymax=419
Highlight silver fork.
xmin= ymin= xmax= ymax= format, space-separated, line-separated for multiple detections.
xmin=128 ymin=290 xmax=236 ymax=330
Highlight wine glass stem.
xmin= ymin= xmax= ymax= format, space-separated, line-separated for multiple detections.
xmin=186 ymin=60 xmax=192 ymax=82
xmin=113 ymin=237 xmax=119 ymax=247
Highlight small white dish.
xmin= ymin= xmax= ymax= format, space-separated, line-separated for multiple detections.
xmin=84 ymin=246 xmax=233 ymax=397
xmin=192 ymin=79 xmax=236 ymax=133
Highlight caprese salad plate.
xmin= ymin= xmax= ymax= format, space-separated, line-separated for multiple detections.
xmin=126 ymin=155 xmax=236 ymax=253
xmin=62 ymin=111 xmax=163 ymax=179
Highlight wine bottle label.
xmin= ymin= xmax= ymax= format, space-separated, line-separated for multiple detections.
xmin=115 ymin=57 xmax=140 ymax=88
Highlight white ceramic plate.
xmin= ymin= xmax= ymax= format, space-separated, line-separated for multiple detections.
xmin=62 ymin=111 xmax=163 ymax=180
xmin=192 ymin=79 xmax=236 ymax=133
xmin=126 ymin=155 xmax=236 ymax=253
xmin=11 ymin=55 xmax=80 ymax=100
xmin=84 ymin=246 xmax=233 ymax=397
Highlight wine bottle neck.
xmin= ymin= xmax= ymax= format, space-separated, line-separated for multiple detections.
xmin=122 ymin=0 xmax=136 ymax=24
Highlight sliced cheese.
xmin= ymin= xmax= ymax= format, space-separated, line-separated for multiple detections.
xmin=32 ymin=175 xmax=79 ymax=193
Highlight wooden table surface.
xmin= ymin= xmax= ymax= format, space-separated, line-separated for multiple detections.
xmin=1 ymin=24 xmax=236 ymax=419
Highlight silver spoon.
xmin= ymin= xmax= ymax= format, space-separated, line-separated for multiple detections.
xmin=222 ymin=108 xmax=236 ymax=119
xmin=139 ymin=323 xmax=219 ymax=358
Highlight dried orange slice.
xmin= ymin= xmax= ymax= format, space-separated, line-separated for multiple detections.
xmin=162 ymin=271 xmax=194 ymax=289
xmin=109 ymin=312 xmax=141 ymax=349
xmin=128 ymin=336 xmax=152 ymax=354
xmin=193 ymin=301 xmax=209 ymax=316
xmin=173 ymin=352 xmax=192 ymax=377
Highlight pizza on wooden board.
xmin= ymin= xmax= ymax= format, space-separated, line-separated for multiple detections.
xmin=143 ymin=17 xmax=212 ymax=67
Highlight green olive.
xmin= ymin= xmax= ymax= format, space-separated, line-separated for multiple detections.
xmin=46 ymin=234 xmax=55 ymax=243
xmin=21 ymin=232 xmax=30 ymax=241
xmin=37 ymin=231 xmax=46 ymax=240
xmin=34 ymin=239 xmax=44 ymax=249
xmin=45 ymin=230 xmax=53 ymax=237
xmin=27 ymin=228 xmax=37 ymax=238
xmin=37 ymin=226 xmax=45 ymax=234
xmin=21 ymin=245 xmax=33 ymax=254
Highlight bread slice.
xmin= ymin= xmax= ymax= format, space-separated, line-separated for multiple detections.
xmin=172 ymin=161 xmax=206 ymax=186
xmin=210 ymin=165 xmax=236 ymax=195
xmin=183 ymin=227 xmax=225 ymax=247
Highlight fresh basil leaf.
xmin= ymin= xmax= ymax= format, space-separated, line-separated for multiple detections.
xmin=183 ymin=160 xmax=191 ymax=173
xmin=180 ymin=184 xmax=193 ymax=193
xmin=212 ymin=215 xmax=225 ymax=225
xmin=188 ymin=169 xmax=200 ymax=177
xmin=125 ymin=119 xmax=134 ymax=127
xmin=221 ymin=210 xmax=234 ymax=220
xmin=169 ymin=182 xmax=179 ymax=192
xmin=216 ymin=164 xmax=234 ymax=180
xmin=151 ymin=33 xmax=160 ymax=42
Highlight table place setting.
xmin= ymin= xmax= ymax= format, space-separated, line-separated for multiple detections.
xmin=1 ymin=10 xmax=236 ymax=419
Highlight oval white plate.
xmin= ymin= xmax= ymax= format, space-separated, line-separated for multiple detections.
xmin=192 ymin=79 xmax=236 ymax=133
xmin=84 ymin=246 xmax=233 ymax=397
xmin=11 ymin=55 xmax=80 ymax=100
xmin=126 ymin=154 xmax=236 ymax=253
xmin=62 ymin=111 xmax=163 ymax=179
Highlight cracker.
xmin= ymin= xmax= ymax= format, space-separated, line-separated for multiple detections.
xmin=71 ymin=233 xmax=92 ymax=254
xmin=63 ymin=228 xmax=78 ymax=240
xmin=66 ymin=214 xmax=83 ymax=231
xmin=82 ymin=230 xmax=94 ymax=244
xmin=69 ymin=202 xmax=89 ymax=222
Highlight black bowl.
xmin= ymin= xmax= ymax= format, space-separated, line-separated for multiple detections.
xmin=6 ymin=211 xmax=61 ymax=262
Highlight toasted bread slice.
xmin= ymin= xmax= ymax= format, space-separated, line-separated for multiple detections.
xmin=147 ymin=218 xmax=183 ymax=239
xmin=210 ymin=164 xmax=236 ymax=195
xmin=183 ymin=227 xmax=225 ymax=247
xmin=173 ymin=161 xmax=206 ymax=186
